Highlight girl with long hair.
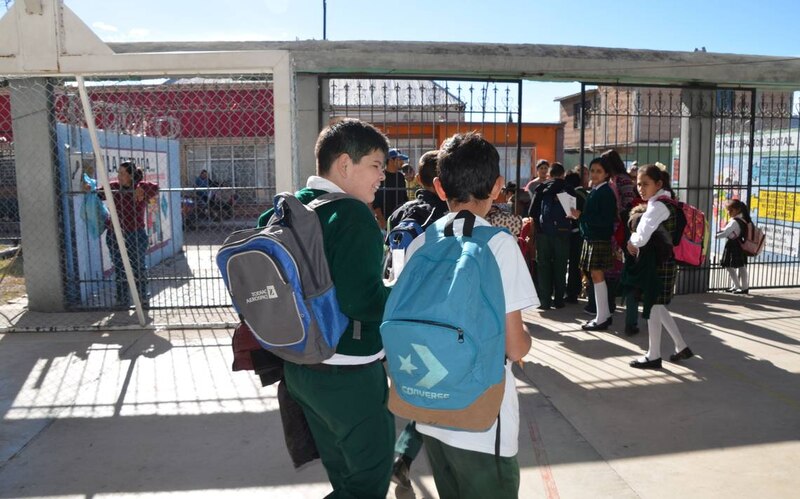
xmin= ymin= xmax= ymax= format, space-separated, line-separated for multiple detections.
xmin=625 ymin=164 xmax=693 ymax=369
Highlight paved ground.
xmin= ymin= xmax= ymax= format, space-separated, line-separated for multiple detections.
xmin=0 ymin=288 xmax=798 ymax=498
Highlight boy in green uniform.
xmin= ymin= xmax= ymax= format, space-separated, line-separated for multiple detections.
xmin=257 ymin=119 xmax=394 ymax=498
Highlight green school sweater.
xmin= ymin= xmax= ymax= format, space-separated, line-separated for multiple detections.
xmin=257 ymin=188 xmax=390 ymax=357
xmin=579 ymin=183 xmax=617 ymax=240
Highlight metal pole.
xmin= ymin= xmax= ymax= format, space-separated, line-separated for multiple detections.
xmin=76 ymin=76 xmax=146 ymax=326
xmin=323 ymin=0 xmax=327 ymax=40
xmin=580 ymin=82 xmax=586 ymax=168
xmin=746 ymin=89 xmax=756 ymax=204
xmin=515 ymin=80 xmax=523 ymax=215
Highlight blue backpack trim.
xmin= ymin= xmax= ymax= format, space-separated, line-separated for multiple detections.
xmin=216 ymin=192 xmax=351 ymax=364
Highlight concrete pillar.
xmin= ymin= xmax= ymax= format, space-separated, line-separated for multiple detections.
xmin=295 ymin=74 xmax=322 ymax=185
xmin=10 ymin=78 xmax=66 ymax=311
xmin=677 ymin=89 xmax=716 ymax=294
xmin=272 ymin=53 xmax=296 ymax=193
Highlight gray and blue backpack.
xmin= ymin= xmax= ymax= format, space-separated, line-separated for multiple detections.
xmin=217 ymin=192 xmax=351 ymax=364
xmin=381 ymin=211 xmax=507 ymax=431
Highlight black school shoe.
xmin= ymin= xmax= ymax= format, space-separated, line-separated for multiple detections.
xmin=669 ymin=347 xmax=694 ymax=362
xmin=733 ymin=289 xmax=749 ymax=295
xmin=630 ymin=357 xmax=662 ymax=369
xmin=581 ymin=317 xmax=612 ymax=331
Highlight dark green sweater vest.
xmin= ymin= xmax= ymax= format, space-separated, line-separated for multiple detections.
xmin=579 ymin=183 xmax=617 ymax=240
xmin=258 ymin=188 xmax=390 ymax=357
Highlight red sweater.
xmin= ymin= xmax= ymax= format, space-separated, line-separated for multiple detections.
xmin=99 ymin=181 xmax=159 ymax=232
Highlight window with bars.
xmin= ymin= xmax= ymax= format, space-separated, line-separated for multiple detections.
xmin=184 ymin=140 xmax=274 ymax=204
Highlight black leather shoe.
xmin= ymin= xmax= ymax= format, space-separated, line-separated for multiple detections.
xmin=630 ymin=357 xmax=662 ymax=369
xmin=624 ymin=325 xmax=640 ymax=336
xmin=733 ymin=288 xmax=749 ymax=295
xmin=669 ymin=347 xmax=694 ymax=362
xmin=725 ymin=286 xmax=737 ymax=293
xmin=553 ymin=302 xmax=566 ymax=309
xmin=581 ymin=317 xmax=612 ymax=331
xmin=537 ymin=304 xmax=551 ymax=311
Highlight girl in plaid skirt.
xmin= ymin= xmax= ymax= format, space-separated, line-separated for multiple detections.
xmin=716 ymin=199 xmax=751 ymax=294
xmin=626 ymin=165 xmax=693 ymax=370
xmin=572 ymin=158 xmax=617 ymax=331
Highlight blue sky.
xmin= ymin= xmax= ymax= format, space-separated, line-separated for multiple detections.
xmin=6 ymin=0 xmax=799 ymax=121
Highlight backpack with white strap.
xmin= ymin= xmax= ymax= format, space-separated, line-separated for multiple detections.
xmin=216 ymin=192 xmax=352 ymax=364
xmin=380 ymin=211 xmax=508 ymax=431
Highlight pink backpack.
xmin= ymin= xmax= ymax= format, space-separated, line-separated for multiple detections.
xmin=740 ymin=221 xmax=766 ymax=257
xmin=658 ymin=197 xmax=709 ymax=267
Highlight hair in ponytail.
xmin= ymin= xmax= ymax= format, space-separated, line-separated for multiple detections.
xmin=727 ymin=199 xmax=752 ymax=224
xmin=638 ymin=163 xmax=676 ymax=199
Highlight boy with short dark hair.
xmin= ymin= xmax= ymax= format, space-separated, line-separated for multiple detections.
xmin=257 ymin=118 xmax=395 ymax=498
xmin=386 ymin=149 xmax=448 ymax=232
xmin=403 ymin=132 xmax=537 ymax=498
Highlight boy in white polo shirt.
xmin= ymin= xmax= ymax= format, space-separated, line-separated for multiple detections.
xmin=403 ymin=132 xmax=538 ymax=498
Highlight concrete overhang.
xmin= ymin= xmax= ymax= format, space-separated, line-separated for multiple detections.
xmin=107 ymin=41 xmax=800 ymax=89
xmin=1 ymin=1 xmax=798 ymax=89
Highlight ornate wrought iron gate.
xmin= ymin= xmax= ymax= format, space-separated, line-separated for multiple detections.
xmin=577 ymin=83 xmax=800 ymax=290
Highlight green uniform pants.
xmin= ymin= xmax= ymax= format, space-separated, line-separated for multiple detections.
xmin=536 ymin=233 xmax=570 ymax=307
xmin=284 ymin=361 xmax=395 ymax=499
xmin=625 ymin=291 xmax=639 ymax=328
xmin=422 ymin=435 xmax=520 ymax=499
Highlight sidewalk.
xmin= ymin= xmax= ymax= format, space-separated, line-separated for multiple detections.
xmin=0 ymin=289 xmax=798 ymax=498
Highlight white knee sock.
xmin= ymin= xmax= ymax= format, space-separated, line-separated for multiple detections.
xmin=645 ymin=309 xmax=663 ymax=361
xmin=657 ymin=305 xmax=687 ymax=353
xmin=738 ymin=266 xmax=749 ymax=290
xmin=593 ymin=281 xmax=610 ymax=323
xmin=726 ymin=268 xmax=741 ymax=289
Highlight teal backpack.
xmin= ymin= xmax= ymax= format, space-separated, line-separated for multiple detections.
xmin=380 ymin=211 xmax=507 ymax=431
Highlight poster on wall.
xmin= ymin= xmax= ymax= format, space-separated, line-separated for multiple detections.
xmin=713 ymin=129 xmax=800 ymax=260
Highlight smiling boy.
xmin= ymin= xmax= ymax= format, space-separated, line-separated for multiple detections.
xmin=256 ymin=118 xmax=395 ymax=498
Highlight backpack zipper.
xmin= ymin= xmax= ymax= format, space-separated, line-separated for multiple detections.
xmin=392 ymin=318 xmax=464 ymax=343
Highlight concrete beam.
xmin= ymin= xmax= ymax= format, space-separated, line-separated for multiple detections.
xmin=105 ymin=41 xmax=800 ymax=89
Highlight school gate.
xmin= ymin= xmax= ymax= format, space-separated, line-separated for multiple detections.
xmin=2 ymin=2 xmax=800 ymax=314
xmin=571 ymin=84 xmax=800 ymax=291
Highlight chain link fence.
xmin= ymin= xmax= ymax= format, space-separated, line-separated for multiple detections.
xmin=0 ymin=75 xmax=276 ymax=310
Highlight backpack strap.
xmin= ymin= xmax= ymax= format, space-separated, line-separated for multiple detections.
xmin=444 ymin=210 xmax=477 ymax=237
xmin=306 ymin=191 xmax=354 ymax=210
xmin=273 ymin=191 xmax=362 ymax=340
xmin=733 ymin=216 xmax=748 ymax=240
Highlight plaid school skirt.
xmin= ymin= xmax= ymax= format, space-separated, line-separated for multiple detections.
xmin=654 ymin=257 xmax=677 ymax=305
xmin=580 ymin=239 xmax=614 ymax=272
